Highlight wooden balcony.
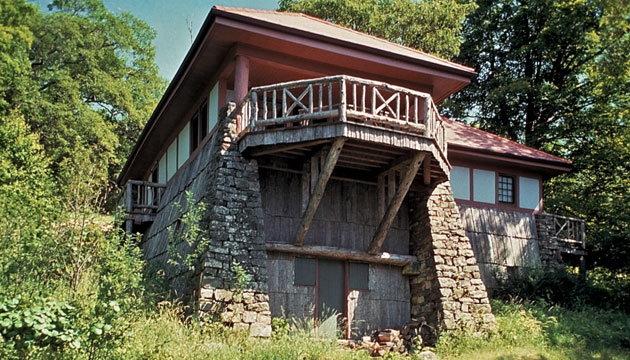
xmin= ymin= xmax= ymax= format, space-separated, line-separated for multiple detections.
xmin=123 ymin=180 xmax=166 ymax=233
xmin=234 ymin=75 xmax=450 ymax=183
xmin=546 ymin=213 xmax=586 ymax=256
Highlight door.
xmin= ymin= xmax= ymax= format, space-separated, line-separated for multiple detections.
xmin=317 ymin=259 xmax=345 ymax=319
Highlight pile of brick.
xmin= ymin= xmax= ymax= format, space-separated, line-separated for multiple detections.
xmin=358 ymin=321 xmax=428 ymax=357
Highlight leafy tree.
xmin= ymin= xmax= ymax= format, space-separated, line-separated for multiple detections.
xmin=0 ymin=0 xmax=36 ymax=115
xmin=447 ymin=0 xmax=630 ymax=148
xmin=447 ymin=0 xmax=630 ymax=271
xmin=278 ymin=0 xmax=476 ymax=59
xmin=1 ymin=0 xmax=166 ymax=186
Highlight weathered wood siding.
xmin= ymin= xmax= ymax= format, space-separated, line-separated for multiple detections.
xmin=349 ymin=264 xmax=410 ymax=335
xmin=266 ymin=253 xmax=410 ymax=337
xmin=260 ymin=169 xmax=409 ymax=254
xmin=141 ymin=119 xmax=223 ymax=296
xmin=457 ymin=204 xmax=541 ymax=288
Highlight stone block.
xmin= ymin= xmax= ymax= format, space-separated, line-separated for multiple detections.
xmin=250 ymin=323 xmax=272 ymax=337
xmin=243 ymin=311 xmax=258 ymax=323
xmin=214 ymin=289 xmax=233 ymax=302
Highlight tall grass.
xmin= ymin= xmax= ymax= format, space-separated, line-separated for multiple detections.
xmin=436 ymin=300 xmax=630 ymax=360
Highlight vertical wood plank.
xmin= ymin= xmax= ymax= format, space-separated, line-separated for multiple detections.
xmin=295 ymin=138 xmax=346 ymax=246
xmin=377 ymin=175 xmax=385 ymax=219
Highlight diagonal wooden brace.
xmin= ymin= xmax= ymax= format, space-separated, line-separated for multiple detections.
xmin=294 ymin=137 xmax=346 ymax=246
xmin=367 ymin=152 xmax=425 ymax=255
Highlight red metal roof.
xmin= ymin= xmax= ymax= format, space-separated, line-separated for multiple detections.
xmin=213 ymin=6 xmax=476 ymax=76
xmin=444 ymin=118 xmax=572 ymax=167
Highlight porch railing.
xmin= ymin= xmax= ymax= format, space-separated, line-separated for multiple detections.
xmin=233 ymin=75 xmax=447 ymax=161
xmin=549 ymin=214 xmax=586 ymax=250
xmin=124 ymin=180 xmax=166 ymax=215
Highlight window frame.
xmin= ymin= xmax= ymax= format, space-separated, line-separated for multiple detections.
xmin=497 ymin=174 xmax=516 ymax=205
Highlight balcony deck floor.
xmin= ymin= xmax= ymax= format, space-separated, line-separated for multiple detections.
xmin=239 ymin=121 xmax=450 ymax=185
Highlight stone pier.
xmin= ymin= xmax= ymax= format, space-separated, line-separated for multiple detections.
xmin=408 ymin=182 xmax=495 ymax=342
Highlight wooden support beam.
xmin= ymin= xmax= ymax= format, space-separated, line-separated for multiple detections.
xmin=423 ymin=154 xmax=432 ymax=185
xmin=367 ymin=153 xmax=425 ymax=255
xmin=266 ymin=243 xmax=418 ymax=267
xmin=248 ymin=139 xmax=332 ymax=157
xmin=294 ymin=137 xmax=346 ymax=246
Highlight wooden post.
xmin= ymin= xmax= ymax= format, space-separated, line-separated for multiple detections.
xmin=294 ymin=138 xmax=346 ymax=246
xmin=125 ymin=182 xmax=133 ymax=234
xmin=339 ymin=78 xmax=347 ymax=122
xmin=250 ymin=90 xmax=258 ymax=130
xmin=367 ymin=153 xmax=425 ymax=254
xmin=424 ymin=97 xmax=431 ymax=136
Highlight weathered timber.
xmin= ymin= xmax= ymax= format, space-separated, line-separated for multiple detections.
xmin=294 ymin=137 xmax=346 ymax=246
xmin=248 ymin=139 xmax=331 ymax=157
xmin=368 ymin=153 xmax=425 ymax=254
xmin=266 ymin=243 xmax=417 ymax=267
xmin=423 ymin=155 xmax=431 ymax=185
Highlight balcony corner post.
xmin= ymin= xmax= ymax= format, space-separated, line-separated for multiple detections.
xmin=339 ymin=78 xmax=347 ymax=122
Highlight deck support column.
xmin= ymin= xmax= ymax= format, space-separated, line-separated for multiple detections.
xmin=368 ymin=153 xmax=425 ymax=255
xmin=294 ymin=138 xmax=346 ymax=246
xmin=234 ymin=55 xmax=249 ymax=102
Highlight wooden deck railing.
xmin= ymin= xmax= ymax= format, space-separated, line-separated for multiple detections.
xmin=233 ymin=75 xmax=447 ymax=160
xmin=124 ymin=180 xmax=166 ymax=215
xmin=549 ymin=214 xmax=586 ymax=250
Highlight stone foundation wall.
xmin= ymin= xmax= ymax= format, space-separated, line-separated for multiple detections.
xmin=195 ymin=104 xmax=272 ymax=337
xmin=408 ymin=182 xmax=495 ymax=342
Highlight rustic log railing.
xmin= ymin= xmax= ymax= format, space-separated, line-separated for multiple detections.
xmin=549 ymin=213 xmax=586 ymax=250
xmin=124 ymin=180 xmax=166 ymax=215
xmin=233 ymin=75 xmax=447 ymax=161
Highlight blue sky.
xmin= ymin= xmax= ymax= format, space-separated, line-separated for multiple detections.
xmin=30 ymin=0 xmax=278 ymax=80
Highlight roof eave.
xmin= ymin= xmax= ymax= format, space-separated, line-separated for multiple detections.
xmin=448 ymin=145 xmax=573 ymax=177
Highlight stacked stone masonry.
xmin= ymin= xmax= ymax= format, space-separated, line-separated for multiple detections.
xmin=197 ymin=104 xmax=272 ymax=336
xmin=408 ymin=182 xmax=495 ymax=342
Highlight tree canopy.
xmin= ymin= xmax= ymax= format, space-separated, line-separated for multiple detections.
xmin=0 ymin=0 xmax=166 ymax=187
xmin=278 ymin=0 xmax=476 ymax=59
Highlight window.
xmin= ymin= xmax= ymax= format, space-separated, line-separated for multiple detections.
xmin=190 ymin=113 xmax=199 ymax=153
xmin=498 ymin=174 xmax=515 ymax=204
xmin=200 ymin=102 xmax=208 ymax=138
